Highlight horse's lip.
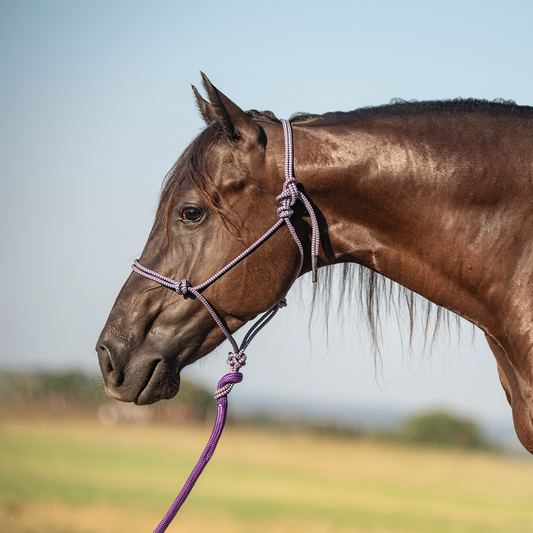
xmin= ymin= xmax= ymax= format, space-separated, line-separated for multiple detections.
xmin=134 ymin=359 xmax=180 ymax=406
xmin=129 ymin=341 xmax=201 ymax=405
xmin=104 ymin=387 xmax=127 ymax=402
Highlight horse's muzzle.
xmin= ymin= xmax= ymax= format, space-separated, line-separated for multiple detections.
xmin=97 ymin=341 xmax=179 ymax=405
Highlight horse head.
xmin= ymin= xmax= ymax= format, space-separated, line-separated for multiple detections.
xmin=96 ymin=74 xmax=308 ymax=405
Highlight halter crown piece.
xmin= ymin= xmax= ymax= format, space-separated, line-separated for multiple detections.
xmin=132 ymin=119 xmax=320 ymax=533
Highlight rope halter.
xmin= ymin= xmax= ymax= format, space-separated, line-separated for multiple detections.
xmin=131 ymin=119 xmax=319 ymax=533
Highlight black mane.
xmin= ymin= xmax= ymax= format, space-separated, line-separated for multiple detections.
xmin=246 ymin=97 xmax=531 ymax=127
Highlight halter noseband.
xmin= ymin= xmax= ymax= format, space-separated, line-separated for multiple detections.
xmin=131 ymin=118 xmax=320 ymax=532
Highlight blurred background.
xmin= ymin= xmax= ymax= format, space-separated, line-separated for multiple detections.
xmin=2 ymin=1 xmax=533 ymax=532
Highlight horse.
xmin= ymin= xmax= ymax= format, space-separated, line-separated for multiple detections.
xmin=97 ymin=73 xmax=533 ymax=454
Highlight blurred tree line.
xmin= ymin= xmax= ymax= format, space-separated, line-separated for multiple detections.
xmin=0 ymin=370 xmax=213 ymax=423
xmin=0 ymin=370 xmax=492 ymax=450
xmin=397 ymin=410 xmax=486 ymax=449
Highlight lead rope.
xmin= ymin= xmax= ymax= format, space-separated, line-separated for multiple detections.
xmin=132 ymin=119 xmax=319 ymax=532
xmin=151 ymin=299 xmax=285 ymax=533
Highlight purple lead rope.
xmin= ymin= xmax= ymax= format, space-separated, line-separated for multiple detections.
xmin=132 ymin=119 xmax=319 ymax=532
xmin=151 ymin=301 xmax=285 ymax=533
xmin=152 ymin=372 xmax=241 ymax=533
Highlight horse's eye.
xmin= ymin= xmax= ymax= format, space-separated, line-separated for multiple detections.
xmin=182 ymin=207 xmax=202 ymax=221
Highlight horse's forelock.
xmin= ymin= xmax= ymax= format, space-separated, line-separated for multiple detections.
xmin=155 ymin=123 xmax=240 ymax=240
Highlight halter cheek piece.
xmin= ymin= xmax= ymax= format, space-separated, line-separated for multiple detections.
xmin=132 ymin=119 xmax=320 ymax=533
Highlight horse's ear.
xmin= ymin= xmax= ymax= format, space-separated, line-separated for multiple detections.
xmin=200 ymin=72 xmax=263 ymax=146
xmin=192 ymin=84 xmax=218 ymax=125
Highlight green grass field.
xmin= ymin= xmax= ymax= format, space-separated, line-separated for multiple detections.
xmin=1 ymin=416 xmax=533 ymax=533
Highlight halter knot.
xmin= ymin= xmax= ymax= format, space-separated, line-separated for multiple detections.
xmin=276 ymin=180 xmax=299 ymax=221
xmin=277 ymin=298 xmax=288 ymax=309
xmin=227 ymin=350 xmax=247 ymax=372
xmin=174 ymin=279 xmax=191 ymax=296
xmin=277 ymin=205 xmax=294 ymax=219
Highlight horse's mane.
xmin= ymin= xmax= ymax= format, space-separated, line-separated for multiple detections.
xmin=249 ymin=97 xmax=531 ymax=126
xmin=156 ymin=98 xmax=523 ymax=347
xmin=307 ymin=262 xmax=462 ymax=356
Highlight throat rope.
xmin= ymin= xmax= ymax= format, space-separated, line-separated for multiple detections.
xmin=132 ymin=119 xmax=319 ymax=532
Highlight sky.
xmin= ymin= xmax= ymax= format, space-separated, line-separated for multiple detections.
xmin=2 ymin=0 xmax=533 ymax=444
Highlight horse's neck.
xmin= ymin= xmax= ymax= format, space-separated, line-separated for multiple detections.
xmin=292 ymin=118 xmax=522 ymax=330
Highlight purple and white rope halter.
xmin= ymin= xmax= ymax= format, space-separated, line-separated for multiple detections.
xmin=132 ymin=118 xmax=319 ymax=533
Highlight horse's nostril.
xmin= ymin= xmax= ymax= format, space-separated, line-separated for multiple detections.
xmin=98 ymin=345 xmax=114 ymax=373
xmin=97 ymin=344 xmax=125 ymax=388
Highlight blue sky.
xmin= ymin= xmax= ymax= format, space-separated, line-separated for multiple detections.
xmin=2 ymin=0 xmax=533 ymax=439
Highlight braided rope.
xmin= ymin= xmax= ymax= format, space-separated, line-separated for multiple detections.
xmin=279 ymin=119 xmax=320 ymax=280
xmin=152 ymin=371 xmax=242 ymax=533
xmin=131 ymin=119 xmax=320 ymax=533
